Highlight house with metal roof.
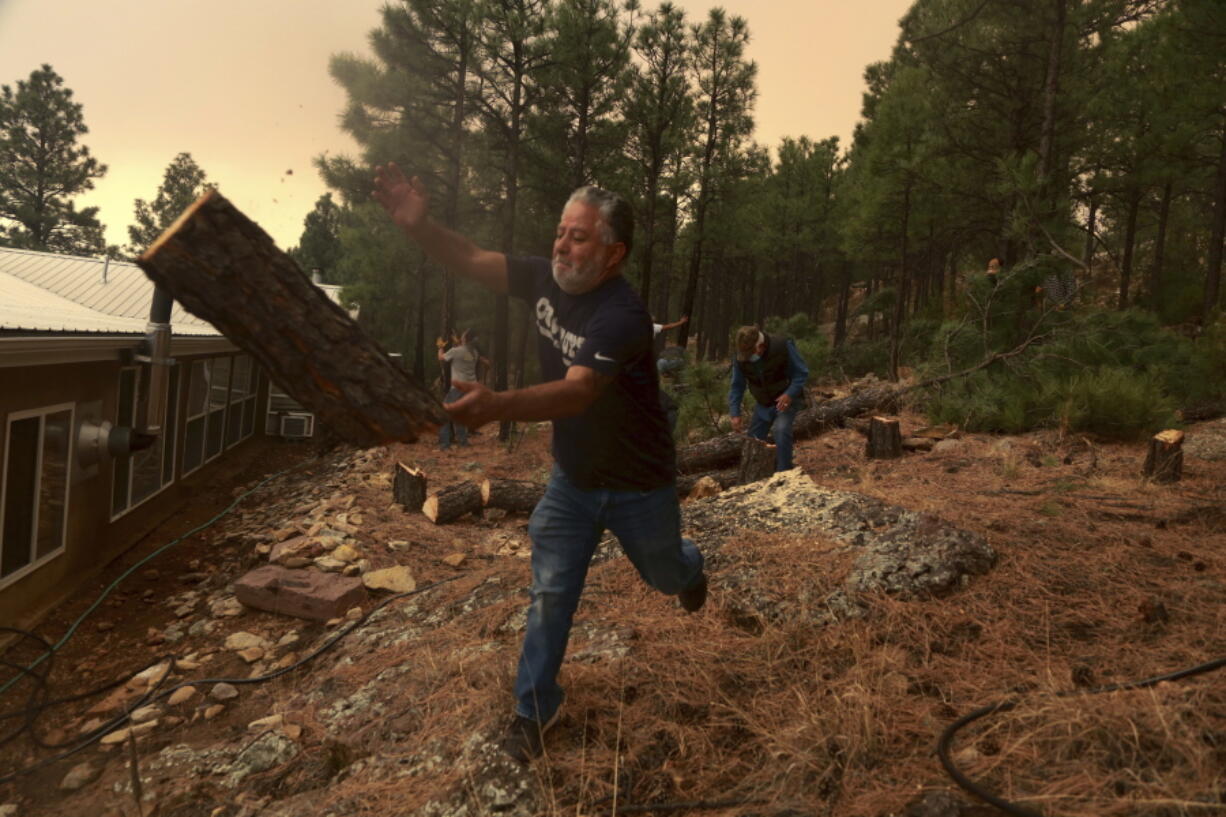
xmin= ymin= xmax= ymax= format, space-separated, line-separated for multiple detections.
xmin=0 ymin=246 xmax=331 ymax=627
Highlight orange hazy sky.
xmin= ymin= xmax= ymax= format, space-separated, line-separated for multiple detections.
xmin=0 ymin=1 xmax=911 ymax=252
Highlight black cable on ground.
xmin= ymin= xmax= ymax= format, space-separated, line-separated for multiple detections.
xmin=938 ymin=654 xmax=1226 ymax=817
xmin=0 ymin=575 xmax=462 ymax=786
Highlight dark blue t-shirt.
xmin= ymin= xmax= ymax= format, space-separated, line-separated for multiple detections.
xmin=508 ymin=255 xmax=675 ymax=491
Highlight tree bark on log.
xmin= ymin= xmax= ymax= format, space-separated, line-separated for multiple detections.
xmin=865 ymin=416 xmax=902 ymax=459
xmin=676 ymin=381 xmax=900 ymax=474
xmin=137 ymin=190 xmax=446 ymax=446
xmin=423 ymin=482 xmax=484 ymax=524
xmin=676 ymin=469 xmax=739 ymax=498
xmin=736 ymin=437 xmax=776 ymax=484
xmin=393 ymin=463 xmax=427 ymax=511
xmin=481 ymin=478 xmax=544 ymax=514
xmin=1143 ymin=429 xmax=1184 ymax=483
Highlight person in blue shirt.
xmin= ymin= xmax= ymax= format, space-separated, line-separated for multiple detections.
xmin=728 ymin=325 xmax=809 ymax=472
xmin=373 ymin=162 xmax=707 ymax=765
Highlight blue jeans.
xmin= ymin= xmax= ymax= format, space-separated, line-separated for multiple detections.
xmin=438 ymin=386 xmax=468 ymax=449
xmin=515 ymin=467 xmax=704 ymax=723
xmin=748 ymin=402 xmax=797 ymax=472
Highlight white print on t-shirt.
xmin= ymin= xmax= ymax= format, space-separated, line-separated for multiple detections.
xmin=535 ymin=297 xmax=586 ymax=367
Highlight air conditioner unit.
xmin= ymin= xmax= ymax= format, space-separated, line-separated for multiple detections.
xmin=279 ymin=413 xmax=315 ymax=439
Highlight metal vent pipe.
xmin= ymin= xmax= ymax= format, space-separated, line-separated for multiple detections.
xmin=140 ymin=285 xmax=174 ymax=435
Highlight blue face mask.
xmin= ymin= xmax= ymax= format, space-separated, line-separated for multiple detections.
xmin=748 ymin=353 xmax=761 ymax=363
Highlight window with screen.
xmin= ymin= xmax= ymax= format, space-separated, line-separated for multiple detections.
xmin=1 ymin=404 xmax=73 ymax=586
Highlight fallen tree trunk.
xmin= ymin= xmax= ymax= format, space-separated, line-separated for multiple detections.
xmin=481 ymin=478 xmax=544 ymax=514
xmin=137 ymin=190 xmax=445 ymax=446
xmin=423 ymin=482 xmax=483 ymax=524
xmin=676 ymin=469 xmax=739 ymax=498
xmin=676 ymin=381 xmax=901 ymax=474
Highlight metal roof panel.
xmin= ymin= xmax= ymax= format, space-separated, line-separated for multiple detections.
xmin=0 ymin=247 xmax=219 ymax=334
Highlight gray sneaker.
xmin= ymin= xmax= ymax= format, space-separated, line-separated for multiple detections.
xmin=502 ymin=710 xmax=559 ymax=763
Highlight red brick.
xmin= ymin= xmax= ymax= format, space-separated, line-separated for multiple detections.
xmin=234 ymin=566 xmax=366 ymax=622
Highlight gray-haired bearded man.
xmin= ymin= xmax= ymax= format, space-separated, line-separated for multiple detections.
xmin=373 ymin=163 xmax=707 ymax=762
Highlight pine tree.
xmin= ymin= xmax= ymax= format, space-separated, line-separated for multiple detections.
xmin=623 ymin=1 xmax=694 ymax=307
xmin=126 ymin=152 xmax=212 ymax=256
xmin=474 ymin=0 xmax=552 ymax=436
xmin=289 ymin=193 xmax=343 ymax=281
xmin=530 ymin=0 xmax=633 ymax=199
xmin=328 ymin=0 xmax=481 ymax=374
xmin=675 ymin=8 xmax=756 ymax=350
xmin=0 ymin=64 xmax=107 ymax=255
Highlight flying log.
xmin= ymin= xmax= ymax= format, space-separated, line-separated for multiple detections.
xmin=137 ymin=190 xmax=445 ymax=446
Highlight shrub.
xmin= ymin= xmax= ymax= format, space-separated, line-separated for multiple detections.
xmin=671 ymin=357 xmax=734 ymax=443
xmin=1057 ymin=366 xmax=1177 ymax=440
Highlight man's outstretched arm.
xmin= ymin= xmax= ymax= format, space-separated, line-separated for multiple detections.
xmin=373 ymin=162 xmax=509 ymax=294
xmin=442 ymin=366 xmax=612 ymax=429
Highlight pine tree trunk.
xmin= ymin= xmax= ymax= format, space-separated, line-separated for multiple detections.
xmin=1083 ymin=196 xmax=1098 ymax=275
xmin=1119 ymin=190 xmax=1141 ymax=309
xmin=1202 ymin=126 xmax=1226 ymax=325
xmin=137 ymin=190 xmax=445 ymax=446
xmin=834 ymin=261 xmax=851 ymax=350
xmin=1149 ymin=179 xmax=1173 ymax=310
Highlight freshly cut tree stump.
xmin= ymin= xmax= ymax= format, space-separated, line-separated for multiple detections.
xmin=481 ymin=478 xmax=544 ymax=513
xmin=393 ymin=463 xmax=427 ymax=511
xmin=137 ymin=190 xmax=445 ymax=446
xmin=865 ymin=416 xmax=903 ymax=460
xmin=423 ymin=482 xmax=483 ymax=524
xmin=1142 ymin=429 xmax=1184 ymax=483
xmin=736 ymin=437 xmax=777 ymax=484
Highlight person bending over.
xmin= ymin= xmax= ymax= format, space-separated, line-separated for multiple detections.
xmin=728 ymin=325 xmax=809 ymax=473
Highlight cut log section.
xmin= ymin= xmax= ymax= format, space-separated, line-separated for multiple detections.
xmin=481 ymin=478 xmax=545 ymax=514
xmin=676 ymin=468 xmax=739 ymax=498
xmin=393 ymin=463 xmax=427 ymax=511
xmin=865 ymin=416 xmax=902 ymax=460
xmin=1142 ymin=429 xmax=1184 ymax=483
xmin=736 ymin=437 xmax=776 ymax=484
xmin=137 ymin=190 xmax=446 ymax=446
xmin=902 ymin=437 xmax=936 ymax=452
xmin=423 ymin=482 xmax=483 ymax=524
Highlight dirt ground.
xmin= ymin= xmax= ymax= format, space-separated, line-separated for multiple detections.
xmin=2 ymin=405 xmax=1224 ymax=816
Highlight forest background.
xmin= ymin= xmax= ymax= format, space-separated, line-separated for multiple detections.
xmin=2 ymin=0 xmax=1224 ymax=442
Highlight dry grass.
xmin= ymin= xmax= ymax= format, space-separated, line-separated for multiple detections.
xmin=264 ymin=416 xmax=1226 ymax=816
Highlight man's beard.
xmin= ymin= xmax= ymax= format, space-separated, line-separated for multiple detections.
xmin=551 ymin=257 xmax=602 ymax=295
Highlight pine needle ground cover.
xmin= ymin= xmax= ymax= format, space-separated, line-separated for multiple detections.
xmin=2 ymin=411 xmax=1223 ymax=816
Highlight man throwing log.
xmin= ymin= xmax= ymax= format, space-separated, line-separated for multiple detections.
xmin=373 ymin=163 xmax=707 ymax=763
